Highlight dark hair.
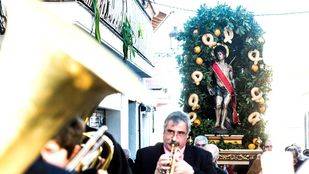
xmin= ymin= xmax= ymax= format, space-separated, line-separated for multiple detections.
xmin=54 ymin=117 xmax=85 ymax=157
xmin=214 ymin=45 xmax=227 ymax=58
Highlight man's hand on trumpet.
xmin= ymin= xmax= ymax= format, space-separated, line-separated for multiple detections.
xmin=155 ymin=153 xmax=171 ymax=174
xmin=155 ymin=152 xmax=193 ymax=174
xmin=173 ymin=159 xmax=194 ymax=174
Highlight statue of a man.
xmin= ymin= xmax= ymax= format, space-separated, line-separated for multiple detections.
xmin=208 ymin=45 xmax=239 ymax=129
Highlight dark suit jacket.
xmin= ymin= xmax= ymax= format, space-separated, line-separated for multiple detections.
xmin=215 ymin=165 xmax=227 ymax=174
xmin=25 ymin=156 xmax=75 ymax=174
xmin=133 ymin=143 xmax=216 ymax=174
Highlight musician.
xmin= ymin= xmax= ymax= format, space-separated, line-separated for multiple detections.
xmin=134 ymin=111 xmax=216 ymax=174
xmin=25 ymin=117 xmax=85 ymax=174
xmin=26 ymin=116 xmax=131 ymax=174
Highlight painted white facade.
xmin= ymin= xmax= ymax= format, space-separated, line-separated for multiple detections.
xmin=41 ymin=0 xmax=156 ymax=158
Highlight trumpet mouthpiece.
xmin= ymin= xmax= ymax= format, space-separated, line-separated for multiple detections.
xmin=170 ymin=140 xmax=179 ymax=146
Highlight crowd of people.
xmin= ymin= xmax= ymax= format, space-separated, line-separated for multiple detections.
xmin=23 ymin=111 xmax=308 ymax=174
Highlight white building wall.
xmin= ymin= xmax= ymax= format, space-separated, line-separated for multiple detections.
xmin=128 ymin=101 xmax=139 ymax=159
xmin=99 ymin=94 xmax=131 ymax=150
xmin=120 ymin=94 xmax=129 ymax=148
xmin=141 ymin=111 xmax=153 ymax=148
xmin=105 ymin=109 xmax=121 ymax=143
xmin=99 ymin=93 xmax=122 ymax=110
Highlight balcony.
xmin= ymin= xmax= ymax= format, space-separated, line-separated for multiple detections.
xmin=43 ymin=0 xmax=155 ymax=77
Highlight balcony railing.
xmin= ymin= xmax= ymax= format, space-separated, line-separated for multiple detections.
xmin=79 ymin=0 xmax=153 ymax=61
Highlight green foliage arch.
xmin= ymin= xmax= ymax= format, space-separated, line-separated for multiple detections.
xmin=176 ymin=4 xmax=272 ymax=149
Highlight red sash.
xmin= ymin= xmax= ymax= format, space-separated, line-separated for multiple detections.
xmin=212 ymin=62 xmax=239 ymax=124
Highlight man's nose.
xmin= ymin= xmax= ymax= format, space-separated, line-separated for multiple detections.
xmin=172 ymin=134 xmax=177 ymax=141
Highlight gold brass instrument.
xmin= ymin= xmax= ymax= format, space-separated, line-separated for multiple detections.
xmin=0 ymin=0 xmax=143 ymax=173
xmin=66 ymin=125 xmax=114 ymax=173
xmin=98 ymin=134 xmax=114 ymax=173
xmin=169 ymin=140 xmax=179 ymax=174
xmin=161 ymin=140 xmax=179 ymax=174
xmin=0 ymin=0 xmax=149 ymax=172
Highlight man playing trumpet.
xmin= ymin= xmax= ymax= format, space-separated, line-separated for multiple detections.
xmin=134 ymin=111 xmax=216 ymax=174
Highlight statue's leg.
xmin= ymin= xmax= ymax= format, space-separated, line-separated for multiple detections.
xmin=215 ymin=95 xmax=223 ymax=127
xmin=221 ymin=94 xmax=231 ymax=129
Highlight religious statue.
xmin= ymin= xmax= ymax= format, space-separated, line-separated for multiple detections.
xmin=208 ymin=44 xmax=239 ymax=130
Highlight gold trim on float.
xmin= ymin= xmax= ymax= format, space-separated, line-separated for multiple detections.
xmin=205 ymin=134 xmax=244 ymax=145
xmin=209 ymin=140 xmax=243 ymax=145
xmin=217 ymin=149 xmax=263 ymax=165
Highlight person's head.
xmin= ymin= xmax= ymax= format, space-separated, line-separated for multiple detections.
xmin=194 ymin=135 xmax=208 ymax=148
xmin=214 ymin=45 xmax=227 ymax=60
xmin=263 ymin=139 xmax=273 ymax=152
xmin=285 ymin=144 xmax=302 ymax=166
xmin=163 ymin=111 xmax=191 ymax=150
xmin=204 ymin=144 xmax=219 ymax=162
xmin=41 ymin=117 xmax=85 ymax=168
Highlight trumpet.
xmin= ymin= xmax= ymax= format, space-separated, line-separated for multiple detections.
xmin=169 ymin=140 xmax=179 ymax=174
xmin=161 ymin=140 xmax=179 ymax=174
xmin=66 ymin=125 xmax=114 ymax=173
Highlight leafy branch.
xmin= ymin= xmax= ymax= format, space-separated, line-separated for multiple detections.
xmin=121 ymin=17 xmax=136 ymax=60
xmin=93 ymin=0 xmax=101 ymax=42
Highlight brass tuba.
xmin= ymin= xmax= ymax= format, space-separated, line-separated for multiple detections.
xmin=0 ymin=0 xmax=143 ymax=173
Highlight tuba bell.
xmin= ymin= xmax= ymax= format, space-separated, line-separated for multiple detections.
xmin=0 ymin=0 xmax=127 ymax=173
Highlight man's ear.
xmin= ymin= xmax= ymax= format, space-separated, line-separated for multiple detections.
xmin=41 ymin=140 xmax=61 ymax=154
xmin=41 ymin=140 xmax=69 ymax=168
